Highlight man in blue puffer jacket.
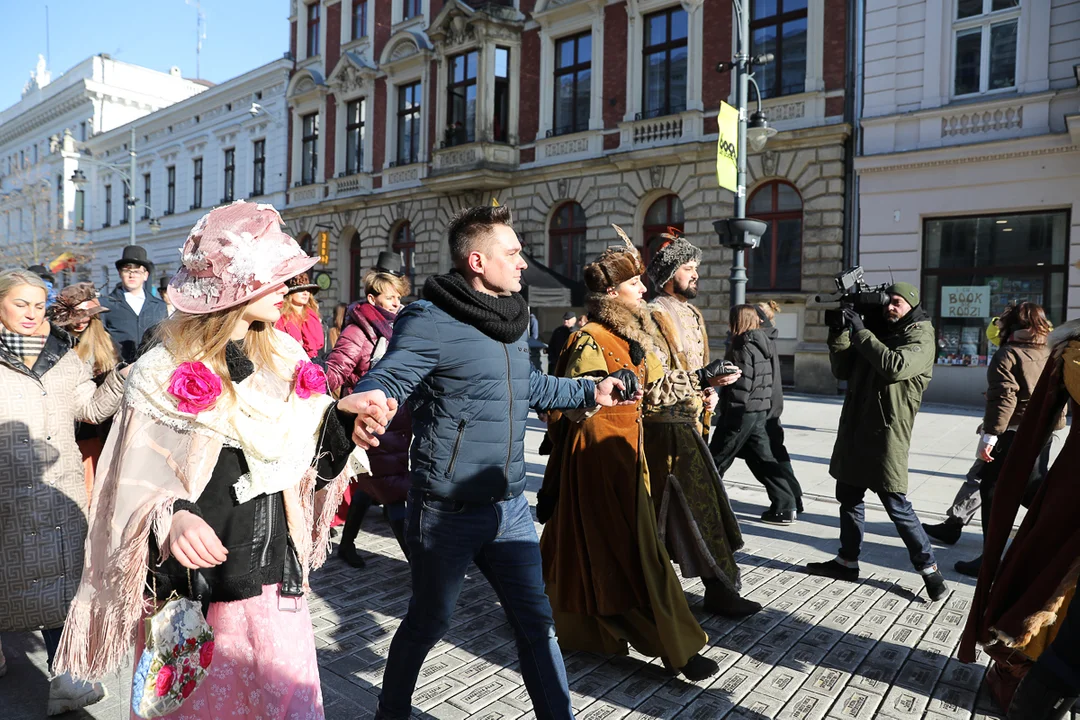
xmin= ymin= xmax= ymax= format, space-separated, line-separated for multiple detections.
xmin=351 ymin=206 xmax=634 ymax=720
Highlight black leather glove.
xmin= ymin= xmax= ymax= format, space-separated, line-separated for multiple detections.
xmin=842 ymin=307 xmax=866 ymax=334
xmin=695 ymin=359 xmax=737 ymax=390
xmin=605 ymin=368 xmax=639 ymax=402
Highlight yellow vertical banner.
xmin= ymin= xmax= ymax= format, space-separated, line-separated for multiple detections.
xmin=716 ymin=102 xmax=739 ymax=194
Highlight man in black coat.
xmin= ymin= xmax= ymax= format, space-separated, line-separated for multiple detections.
xmin=101 ymin=245 xmax=169 ymax=362
xmin=545 ymin=311 xmax=577 ymax=374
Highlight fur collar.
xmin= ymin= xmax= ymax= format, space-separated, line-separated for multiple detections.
xmin=585 ymin=292 xmax=657 ymax=362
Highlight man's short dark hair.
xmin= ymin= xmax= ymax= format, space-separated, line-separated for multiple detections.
xmin=447 ymin=206 xmax=514 ymax=265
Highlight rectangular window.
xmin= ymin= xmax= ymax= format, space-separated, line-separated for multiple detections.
xmin=751 ymin=0 xmax=808 ymax=99
xmin=143 ymin=172 xmax=151 ymax=220
xmin=553 ymin=33 xmax=591 ymax=136
xmin=346 ymin=100 xmax=365 ymax=175
xmin=253 ymin=140 xmax=266 ymax=196
xmin=104 ymin=184 xmax=112 ymax=227
xmin=75 ymin=189 xmax=85 ymax=230
xmin=397 ymin=82 xmax=422 ymax=165
xmin=953 ymin=0 xmax=1020 ymax=96
xmin=121 ymin=181 xmax=130 ymax=224
xmin=223 ymin=148 xmax=235 ymax=202
xmin=402 ymin=0 xmax=421 ymax=21
xmin=642 ymin=8 xmax=689 ymax=118
xmin=302 ymin=113 xmax=319 ymax=185
xmin=166 ymin=166 xmax=176 ymax=214
xmin=353 ymin=0 xmax=367 ymax=38
xmin=192 ymin=158 xmax=203 ymax=209
xmin=79 ymin=121 xmax=87 ymax=142
xmin=494 ymin=47 xmax=510 ymax=143
xmin=446 ymin=52 xmax=478 ymax=147
xmin=922 ymin=210 xmax=1068 ymax=367
xmin=307 ymin=2 xmax=320 ymax=58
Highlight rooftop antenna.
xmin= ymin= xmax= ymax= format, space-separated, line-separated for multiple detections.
xmin=186 ymin=0 xmax=206 ymax=78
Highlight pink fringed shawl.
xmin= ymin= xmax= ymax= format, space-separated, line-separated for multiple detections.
xmin=53 ymin=335 xmax=358 ymax=681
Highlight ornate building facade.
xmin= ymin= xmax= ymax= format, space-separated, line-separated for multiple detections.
xmin=280 ymin=0 xmax=854 ymax=391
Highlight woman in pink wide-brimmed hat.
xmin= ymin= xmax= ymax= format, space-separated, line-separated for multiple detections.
xmin=54 ymin=201 xmax=377 ymax=720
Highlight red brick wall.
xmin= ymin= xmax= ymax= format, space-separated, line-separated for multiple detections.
xmin=519 ymin=29 xmax=541 ymax=144
xmin=373 ymin=0 xmax=392 ymax=60
xmin=825 ymin=96 xmax=845 ymax=117
xmin=373 ymin=77 xmax=387 ymax=172
xmin=428 ymin=59 xmax=439 ymax=159
xmin=325 ymin=96 xmax=337 ymax=179
xmin=326 ymin=2 xmax=341 ymax=72
xmin=702 ymin=0 xmax=733 ymax=134
xmin=823 ymin=0 xmax=847 ymax=92
xmin=290 ymin=19 xmax=297 ymax=59
xmin=603 ymin=2 xmax=628 ymax=147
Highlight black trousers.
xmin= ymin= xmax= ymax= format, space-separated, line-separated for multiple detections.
xmin=710 ymin=411 xmax=800 ymax=512
xmin=977 ymin=430 xmax=1053 ymax=535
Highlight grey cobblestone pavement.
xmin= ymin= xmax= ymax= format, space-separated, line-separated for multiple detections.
xmin=3 ymin=396 xmax=1074 ymax=719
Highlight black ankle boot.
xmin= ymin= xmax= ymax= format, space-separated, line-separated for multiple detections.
xmin=1007 ymin=662 xmax=1079 ymax=720
xmin=388 ymin=517 xmax=410 ymax=560
xmin=674 ymin=654 xmax=720 ymax=681
xmin=337 ymin=491 xmax=372 ymax=570
xmin=923 ymin=520 xmax=963 ymax=545
xmin=703 ymin=578 xmax=761 ymax=617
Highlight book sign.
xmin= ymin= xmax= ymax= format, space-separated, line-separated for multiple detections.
xmin=942 ymin=286 xmax=991 ymax=318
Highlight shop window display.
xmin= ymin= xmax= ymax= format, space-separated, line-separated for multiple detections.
xmin=922 ymin=211 xmax=1068 ymax=366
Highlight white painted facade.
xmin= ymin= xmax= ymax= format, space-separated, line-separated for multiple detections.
xmin=0 ymin=54 xmax=208 ymax=268
xmin=80 ymin=60 xmax=292 ymax=291
xmin=855 ymin=0 xmax=1080 ymax=404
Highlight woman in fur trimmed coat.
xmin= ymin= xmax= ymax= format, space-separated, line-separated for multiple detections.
xmin=538 ymin=229 xmax=717 ymax=682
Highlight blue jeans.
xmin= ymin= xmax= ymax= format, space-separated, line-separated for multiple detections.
xmin=835 ymin=483 xmax=937 ymax=572
xmin=377 ymin=491 xmax=573 ymax=720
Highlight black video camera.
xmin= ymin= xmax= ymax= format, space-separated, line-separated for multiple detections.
xmin=815 ymin=266 xmax=890 ymax=331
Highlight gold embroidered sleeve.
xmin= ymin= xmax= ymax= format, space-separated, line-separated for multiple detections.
xmin=644 ymin=359 xmax=699 ymax=409
xmin=561 ymin=332 xmax=607 ymax=422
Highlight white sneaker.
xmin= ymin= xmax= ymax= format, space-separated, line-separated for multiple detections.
xmin=47 ymin=671 xmax=106 ymax=716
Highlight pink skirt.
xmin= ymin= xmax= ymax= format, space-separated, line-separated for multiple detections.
xmin=132 ymin=584 xmax=324 ymax=720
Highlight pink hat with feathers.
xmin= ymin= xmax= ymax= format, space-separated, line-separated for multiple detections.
xmin=169 ymin=200 xmax=318 ymax=315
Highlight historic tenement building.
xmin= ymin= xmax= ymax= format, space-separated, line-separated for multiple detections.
xmin=289 ymin=0 xmax=852 ymax=390
xmin=855 ymin=0 xmax=1080 ymax=403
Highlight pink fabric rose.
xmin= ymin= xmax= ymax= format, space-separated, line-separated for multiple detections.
xmin=168 ymin=361 xmax=223 ymax=414
xmin=181 ymin=679 xmax=196 ymax=699
xmin=199 ymin=640 xmax=214 ymax=669
xmin=294 ymin=361 xmax=327 ymax=399
xmin=155 ymin=664 xmax=176 ymax=697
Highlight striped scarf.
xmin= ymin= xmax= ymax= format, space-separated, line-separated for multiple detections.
xmin=0 ymin=327 xmax=48 ymax=364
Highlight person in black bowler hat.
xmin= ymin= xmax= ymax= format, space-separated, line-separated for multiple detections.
xmin=101 ymin=245 xmax=168 ymax=361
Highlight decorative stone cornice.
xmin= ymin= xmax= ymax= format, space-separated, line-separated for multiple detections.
xmin=857 ymin=142 xmax=1079 ymax=174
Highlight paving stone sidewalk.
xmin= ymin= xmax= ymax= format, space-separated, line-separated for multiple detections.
xmin=3 ymin=398 xmax=1073 ymax=719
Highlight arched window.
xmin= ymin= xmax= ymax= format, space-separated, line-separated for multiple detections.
xmin=297 ymin=233 xmax=314 ymax=256
xmin=349 ymin=231 xmax=364 ymax=301
xmin=643 ymin=194 xmax=684 ymax=265
xmin=548 ymin=202 xmax=587 ymax=281
xmin=392 ymin=221 xmax=415 ymax=283
xmin=747 ymin=181 xmax=802 ymax=291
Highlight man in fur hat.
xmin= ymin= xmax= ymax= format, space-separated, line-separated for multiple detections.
xmin=642 ymin=233 xmax=761 ymax=616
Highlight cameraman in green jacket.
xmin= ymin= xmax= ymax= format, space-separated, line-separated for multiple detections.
xmin=804 ymin=282 xmax=949 ymax=601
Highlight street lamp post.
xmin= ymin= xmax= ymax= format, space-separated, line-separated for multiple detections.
xmin=69 ymin=127 xmax=161 ymax=245
xmin=717 ymin=0 xmax=779 ymax=308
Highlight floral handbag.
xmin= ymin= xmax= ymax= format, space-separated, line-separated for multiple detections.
xmin=131 ymin=571 xmax=214 ymax=718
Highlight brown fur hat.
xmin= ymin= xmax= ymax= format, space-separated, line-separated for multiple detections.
xmin=583 ymin=224 xmax=646 ymax=293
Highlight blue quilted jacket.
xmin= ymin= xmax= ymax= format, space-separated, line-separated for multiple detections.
xmin=355 ymin=300 xmax=595 ymax=502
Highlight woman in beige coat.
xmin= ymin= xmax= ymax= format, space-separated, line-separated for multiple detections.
xmin=0 ymin=269 xmax=127 ymax=715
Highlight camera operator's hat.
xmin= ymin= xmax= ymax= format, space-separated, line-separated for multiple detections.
xmin=646 ymin=229 xmax=701 ymax=289
xmin=886 ymin=282 xmax=920 ymax=307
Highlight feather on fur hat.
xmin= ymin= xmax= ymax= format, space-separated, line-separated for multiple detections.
xmin=646 ymin=228 xmax=702 ymax=289
xmin=583 ymin=224 xmax=646 ymax=293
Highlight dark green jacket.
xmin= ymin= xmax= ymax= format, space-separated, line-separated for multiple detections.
xmin=828 ymin=312 xmax=934 ymax=493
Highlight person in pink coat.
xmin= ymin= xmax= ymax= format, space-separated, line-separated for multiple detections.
xmin=275 ymin=273 xmax=324 ymax=359
xmin=325 ymin=252 xmax=411 ymax=567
